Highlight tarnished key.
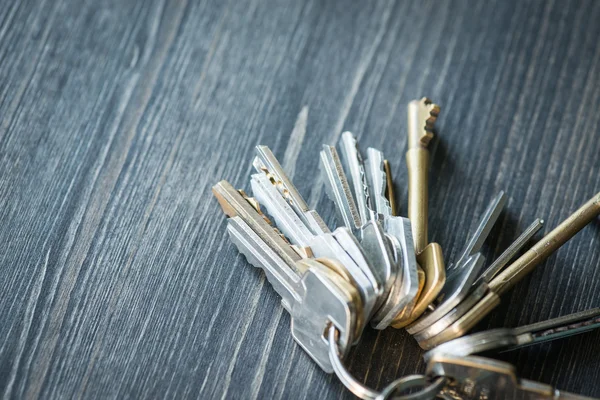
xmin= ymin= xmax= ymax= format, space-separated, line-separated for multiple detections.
xmin=428 ymin=354 xmax=596 ymax=399
xmin=213 ymin=180 xmax=362 ymax=372
xmin=424 ymin=308 xmax=600 ymax=362
xmin=407 ymin=192 xmax=510 ymax=334
xmin=410 ymin=218 xmax=544 ymax=346
xmin=421 ymin=191 xmax=600 ymax=348
xmin=396 ymin=98 xmax=446 ymax=326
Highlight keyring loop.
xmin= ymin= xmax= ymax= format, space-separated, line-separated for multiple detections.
xmin=376 ymin=374 xmax=446 ymax=400
xmin=328 ymin=325 xmax=380 ymax=400
xmin=327 ymin=326 xmax=446 ymax=400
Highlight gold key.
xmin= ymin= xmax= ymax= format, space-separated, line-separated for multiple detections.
xmin=421 ymin=191 xmax=600 ymax=348
xmin=393 ymin=98 xmax=446 ymax=327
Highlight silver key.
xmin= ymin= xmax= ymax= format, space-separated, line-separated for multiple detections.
xmin=408 ymin=216 xmax=544 ymax=345
xmin=339 ymin=131 xmax=373 ymax=226
xmin=213 ymin=180 xmax=359 ymax=372
xmin=424 ymin=308 xmax=600 ymax=362
xmin=251 ymin=149 xmax=380 ymax=321
xmin=407 ymin=192 xmax=507 ymax=335
xmin=254 ymin=145 xmax=330 ymax=236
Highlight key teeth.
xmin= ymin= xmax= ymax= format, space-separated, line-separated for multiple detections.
xmin=409 ymin=98 xmax=441 ymax=147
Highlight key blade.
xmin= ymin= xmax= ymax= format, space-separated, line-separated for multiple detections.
xmin=447 ymin=191 xmax=507 ymax=277
xmin=511 ymin=308 xmax=600 ymax=349
xmin=365 ymin=147 xmax=392 ymax=218
xmin=427 ymin=354 xmax=563 ymax=399
xmin=339 ymin=132 xmax=373 ymax=226
xmin=253 ymin=146 xmax=329 ymax=235
xmin=408 ymin=254 xmax=485 ymax=335
xmin=250 ymin=173 xmax=314 ymax=248
xmin=476 ymin=218 xmax=544 ymax=285
xmin=213 ymin=180 xmax=301 ymax=269
xmin=227 ymin=216 xmax=303 ymax=311
xmin=320 ymin=144 xmax=362 ymax=232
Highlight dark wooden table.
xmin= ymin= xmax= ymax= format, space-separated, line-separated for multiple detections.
xmin=1 ymin=0 xmax=599 ymax=398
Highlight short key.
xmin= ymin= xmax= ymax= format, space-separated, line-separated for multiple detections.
xmin=213 ymin=180 xmax=361 ymax=372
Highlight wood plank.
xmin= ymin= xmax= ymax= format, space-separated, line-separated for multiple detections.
xmin=0 ymin=0 xmax=599 ymax=398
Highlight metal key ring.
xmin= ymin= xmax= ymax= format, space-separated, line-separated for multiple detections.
xmin=328 ymin=326 xmax=447 ymax=400
xmin=376 ymin=375 xmax=446 ymax=400
xmin=328 ymin=325 xmax=380 ymax=400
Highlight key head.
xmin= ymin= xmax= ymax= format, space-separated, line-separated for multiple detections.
xmin=427 ymin=354 xmax=570 ymax=399
xmin=407 ymin=97 xmax=440 ymax=149
xmin=290 ymin=259 xmax=361 ymax=373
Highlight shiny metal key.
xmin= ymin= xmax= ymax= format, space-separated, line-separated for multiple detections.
xmin=424 ymin=308 xmax=600 ymax=362
xmin=213 ymin=180 xmax=361 ymax=372
xmin=363 ymin=146 xmax=420 ymax=326
xmin=422 ymin=192 xmax=600 ymax=348
xmin=339 ymin=131 xmax=373 ymax=226
xmin=320 ymin=135 xmax=419 ymax=329
xmin=428 ymin=354 xmax=596 ymax=399
xmin=409 ymin=217 xmax=544 ymax=346
xmin=254 ymin=145 xmax=330 ymax=236
xmin=251 ymin=149 xmax=381 ymax=321
xmin=407 ymin=193 xmax=509 ymax=334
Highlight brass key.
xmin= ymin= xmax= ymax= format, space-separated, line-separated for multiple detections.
xmin=394 ymin=98 xmax=446 ymax=327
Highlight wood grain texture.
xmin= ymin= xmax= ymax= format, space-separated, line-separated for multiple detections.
xmin=1 ymin=0 xmax=599 ymax=398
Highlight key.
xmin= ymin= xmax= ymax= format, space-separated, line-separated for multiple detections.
xmin=406 ymin=192 xmax=511 ymax=334
xmin=320 ymin=141 xmax=395 ymax=298
xmin=363 ymin=147 xmax=420 ymax=326
xmin=320 ymin=135 xmax=420 ymax=329
xmin=409 ymin=218 xmax=544 ymax=346
xmin=394 ymin=98 xmax=446 ymax=327
xmin=250 ymin=155 xmax=380 ymax=322
xmin=427 ymin=353 xmax=596 ymax=399
xmin=421 ymin=191 xmax=600 ymax=348
xmin=254 ymin=145 xmax=330 ymax=236
xmin=213 ymin=180 xmax=362 ymax=372
xmin=423 ymin=307 xmax=600 ymax=362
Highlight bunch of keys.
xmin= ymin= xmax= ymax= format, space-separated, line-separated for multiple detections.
xmin=213 ymin=98 xmax=600 ymax=398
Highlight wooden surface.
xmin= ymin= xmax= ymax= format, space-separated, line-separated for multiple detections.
xmin=1 ymin=0 xmax=599 ymax=398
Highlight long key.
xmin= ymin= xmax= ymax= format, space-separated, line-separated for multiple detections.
xmin=398 ymin=98 xmax=446 ymax=325
xmin=407 ymin=193 xmax=510 ymax=334
xmin=428 ymin=354 xmax=596 ymax=399
xmin=424 ymin=308 xmax=600 ymax=361
xmin=213 ymin=180 xmax=361 ymax=372
xmin=410 ymin=218 xmax=544 ymax=346
xmin=422 ymin=191 xmax=600 ymax=348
